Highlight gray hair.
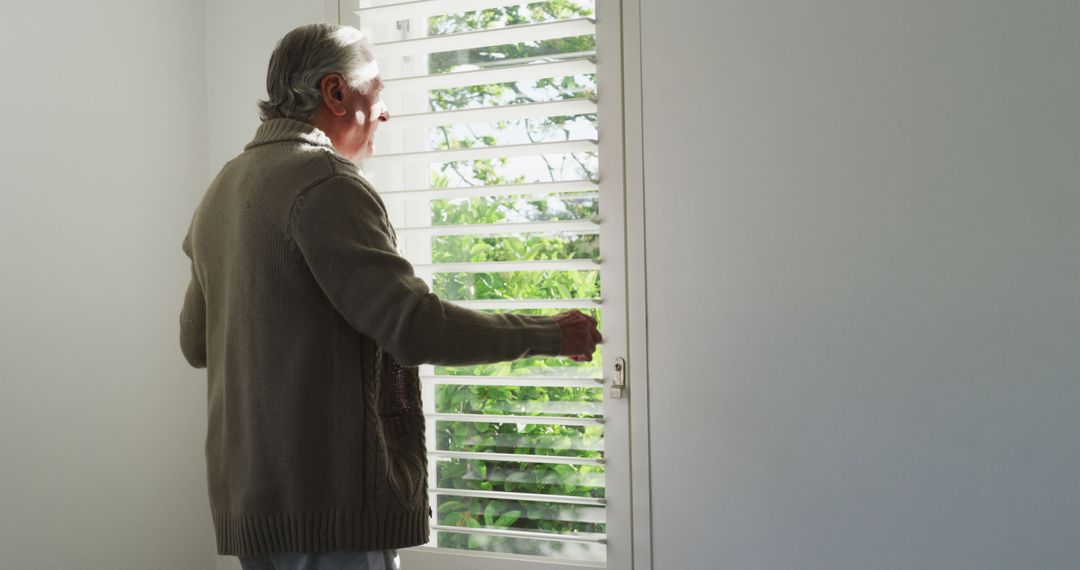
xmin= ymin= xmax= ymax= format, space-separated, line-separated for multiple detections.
xmin=258 ymin=24 xmax=378 ymax=122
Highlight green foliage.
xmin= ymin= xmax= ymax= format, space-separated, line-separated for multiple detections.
xmin=421 ymin=0 xmax=604 ymax=558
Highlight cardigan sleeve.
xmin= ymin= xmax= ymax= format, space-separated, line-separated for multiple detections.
xmin=179 ymin=229 xmax=208 ymax=369
xmin=289 ymin=174 xmax=564 ymax=367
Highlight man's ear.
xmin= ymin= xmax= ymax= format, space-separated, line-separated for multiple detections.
xmin=319 ymin=73 xmax=348 ymax=117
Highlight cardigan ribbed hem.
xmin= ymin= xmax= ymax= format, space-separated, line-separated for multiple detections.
xmin=214 ymin=508 xmax=430 ymax=557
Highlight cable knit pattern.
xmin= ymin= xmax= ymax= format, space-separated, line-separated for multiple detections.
xmin=179 ymin=118 xmax=564 ymax=557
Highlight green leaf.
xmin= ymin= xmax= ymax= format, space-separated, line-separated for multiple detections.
xmin=439 ymin=500 xmax=468 ymax=513
xmin=494 ymin=510 xmax=521 ymax=528
xmin=441 ymin=512 xmax=465 ymax=526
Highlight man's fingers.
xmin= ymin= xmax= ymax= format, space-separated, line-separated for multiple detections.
xmin=574 ymin=311 xmax=596 ymax=326
xmin=570 ymin=310 xmax=595 ymax=325
xmin=559 ymin=310 xmax=601 ymax=361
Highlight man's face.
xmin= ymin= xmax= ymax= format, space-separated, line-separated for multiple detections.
xmin=341 ymin=75 xmax=389 ymax=161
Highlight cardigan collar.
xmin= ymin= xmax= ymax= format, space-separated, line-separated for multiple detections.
xmin=244 ymin=117 xmax=335 ymax=151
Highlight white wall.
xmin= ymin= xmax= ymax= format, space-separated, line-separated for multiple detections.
xmin=640 ymin=1 xmax=1080 ymax=569
xmin=0 ymin=1 xmax=212 ymax=568
xmin=205 ymin=0 xmax=335 ymax=176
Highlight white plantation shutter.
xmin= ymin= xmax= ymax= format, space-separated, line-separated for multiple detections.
xmin=355 ymin=0 xmax=612 ymax=565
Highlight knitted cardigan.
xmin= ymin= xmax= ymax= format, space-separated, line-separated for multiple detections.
xmin=179 ymin=118 xmax=564 ymax=557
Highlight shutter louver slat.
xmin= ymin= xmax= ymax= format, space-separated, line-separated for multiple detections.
xmin=370 ymin=18 xmax=595 ymax=59
xmin=414 ymin=259 xmax=599 ymax=274
xmin=379 ymin=180 xmax=597 ymax=201
xmin=430 ymin=487 xmax=607 ymax=507
xmin=393 ymin=218 xmax=598 ymax=237
xmin=429 ymin=413 xmax=604 ymax=426
xmin=357 ymin=0 xmax=527 ymax=22
xmin=446 ymin=298 xmax=601 ymax=310
xmin=421 ymin=374 xmax=602 ymax=388
xmin=362 ymin=139 xmax=597 ymax=166
xmin=431 ymin=525 xmax=607 ymax=544
xmin=383 ymin=57 xmax=595 ymax=92
xmin=430 ymin=451 xmax=605 ymax=466
xmin=380 ymin=98 xmax=597 ymax=131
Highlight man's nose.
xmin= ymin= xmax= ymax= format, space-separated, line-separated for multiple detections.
xmin=375 ymin=101 xmax=390 ymax=123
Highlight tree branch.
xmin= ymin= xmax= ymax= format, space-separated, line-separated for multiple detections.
xmin=439 ymin=126 xmax=476 ymax=187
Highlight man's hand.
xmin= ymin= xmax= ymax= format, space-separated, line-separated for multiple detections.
xmin=553 ymin=310 xmax=602 ymax=362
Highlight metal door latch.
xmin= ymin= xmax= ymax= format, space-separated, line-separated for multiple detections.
xmin=610 ymin=357 xmax=627 ymax=399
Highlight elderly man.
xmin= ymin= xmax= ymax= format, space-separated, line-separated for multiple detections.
xmin=179 ymin=23 xmax=601 ymax=570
